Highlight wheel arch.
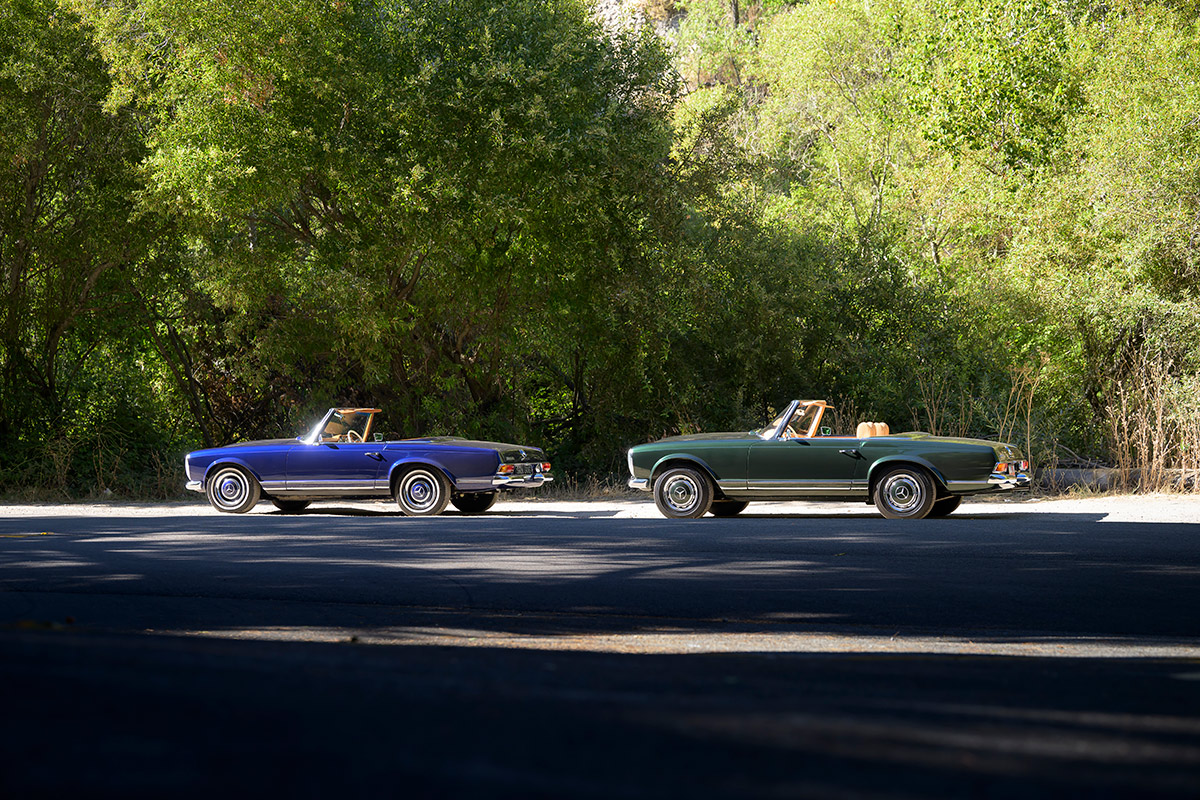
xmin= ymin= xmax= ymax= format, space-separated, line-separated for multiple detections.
xmin=203 ymin=458 xmax=264 ymax=487
xmin=866 ymin=456 xmax=949 ymax=499
xmin=650 ymin=455 xmax=720 ymax=488
xmin=386 ymin=458 xmax=456 ymax=494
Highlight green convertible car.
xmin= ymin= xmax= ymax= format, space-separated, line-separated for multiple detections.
xmin=627 ymin=399 xmax=1030 ymax=519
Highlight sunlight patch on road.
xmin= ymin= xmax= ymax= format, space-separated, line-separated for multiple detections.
xmin=159 ymin=625 xmax=1200 ymax=658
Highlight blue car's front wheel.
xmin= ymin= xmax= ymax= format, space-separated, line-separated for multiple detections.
xmin=395 ymin=467 xmax=450 ymax=516
xmin=205 ymin=466 xmax=261 ymax=514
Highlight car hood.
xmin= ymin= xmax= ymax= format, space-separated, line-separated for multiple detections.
xmin=189 ymin=439 xmax=298 ymax=456
xmin=636 ymin=432 xmax=757 ymax=445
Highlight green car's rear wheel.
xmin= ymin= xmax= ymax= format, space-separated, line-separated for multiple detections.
xmin=653 ymin=466 xmax=713 ymax=519
xmin=709 ymin=500 xmax=748 ymax=517
xmin=928 ymin=494 xmax=962 ymax=517
xmin=874 ymin=466 xmax=936 ymax=519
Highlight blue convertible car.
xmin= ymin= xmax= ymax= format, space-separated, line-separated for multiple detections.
xmin=185 ymin=407 xmax=552 ymax=515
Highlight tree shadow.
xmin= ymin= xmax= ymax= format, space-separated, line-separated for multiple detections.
xmin=2 ymin=509 xmax=1198 ymax=643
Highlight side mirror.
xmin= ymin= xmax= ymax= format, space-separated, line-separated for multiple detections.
xmin=373 ymin=432 xmax=384 ymax=442
xmin=820 ymin=426 xmax=832 ymax=436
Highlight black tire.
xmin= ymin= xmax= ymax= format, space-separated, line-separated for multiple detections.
xmin=873 ymin=466 xmax=936 ymax=519
xmin=270 ymin=498 xmax=311 ymax=513
xmin=653 ymin=466 xmax=714 ymax=519
xmin=394 ymin=466 xmax=450 ymax=516
xmin=928 ymin=495 xmax=962 ymax=518
xmin=709 ymin=500 xmax=749 ymax=517
xmin=451 ymin=492 xmax=497 ymax=514
xmin=205 ymin=465 xmax=261 ymax=514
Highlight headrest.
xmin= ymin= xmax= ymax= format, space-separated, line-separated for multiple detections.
xmin=856 ymin=421 xmax=890 ymax=438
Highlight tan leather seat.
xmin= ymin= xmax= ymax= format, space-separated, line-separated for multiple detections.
xmin=857 ymin=422 xmax=891 ymax=438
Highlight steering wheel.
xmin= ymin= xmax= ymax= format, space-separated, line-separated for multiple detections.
xmin=345 ymin=430 xmax=362 ymax=443
xmin=782 ymin=426 xmax=799 ymax=440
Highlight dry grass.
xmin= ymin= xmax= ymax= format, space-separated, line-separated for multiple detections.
xmin=509 ymin=474 xmax=639 ymax=501
xmin=1107 ymin=355 xmax=1200 ymax=493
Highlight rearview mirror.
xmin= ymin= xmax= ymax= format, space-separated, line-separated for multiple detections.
xmin=374 ymin=432 xmax=384 ymax=442
xmin=820 ymin=426 xmax=832 ymax=436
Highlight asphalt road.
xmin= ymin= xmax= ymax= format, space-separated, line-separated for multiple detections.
xmin=2 ymin=496 xmax=1199 ymax=798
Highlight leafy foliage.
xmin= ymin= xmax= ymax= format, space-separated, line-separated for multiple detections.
xmin=2 ymin=0 xmax=1199 ymax=496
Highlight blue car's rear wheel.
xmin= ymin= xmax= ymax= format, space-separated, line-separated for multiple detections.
xmin=395 ymin=467 xmax=450 ymax=516
xmin=206 ymin=466 xmax=261 ymax=514
xmin=653 ymin=466 xmax=713 ymax=519
xmin=874 ymin=466 xmax=936 ymax=519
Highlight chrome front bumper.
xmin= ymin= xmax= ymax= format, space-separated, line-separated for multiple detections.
xmin=492 ymin=473 xmax=554 ymax=488
xmin=628 ymin=477 xmax=649 ymax=491
xmin=186 ymin=480 xmax=203 ymax=493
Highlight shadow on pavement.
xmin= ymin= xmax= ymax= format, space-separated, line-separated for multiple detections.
xmin=1 ymin=510 xmax=1198 ymax=642
xmin=1 ymin=628 xmax=1197 ymax=799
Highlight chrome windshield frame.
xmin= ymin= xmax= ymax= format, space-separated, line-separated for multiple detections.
xmin=301 ymin=408 xmax=337 ymax=445
xmin=765 ymin=400 xmax=801 ymax=441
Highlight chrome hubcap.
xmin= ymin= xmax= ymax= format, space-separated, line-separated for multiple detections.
xmin=664 ymin=475 xmax=699 ymax=513
xmin=401 ymin=472 xmax=439 ymax=512
xmin=882 ymin=474 xmax=921 ymax=512
xmin=214 ymin=471 xmax=247 ymax=508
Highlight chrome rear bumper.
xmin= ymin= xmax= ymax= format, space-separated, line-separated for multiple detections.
xmin=492 ymin=473 xmax=553 ymax=488
xmin=989 ymin=471 xmax=1032 ymax=490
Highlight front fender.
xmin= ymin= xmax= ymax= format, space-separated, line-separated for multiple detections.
xmin=203 ymin=457 xmax=265 ymax=485
xmin=650 ymin=453 xmax=721 ymax=485
xmin=866 ymin=455 xmax=949 ymax=491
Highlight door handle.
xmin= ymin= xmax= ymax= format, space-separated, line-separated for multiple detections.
xmin=365 ymin=452 xmax=384 ymax=461
xmin=838 ymin=449 xmax=862 ymax=459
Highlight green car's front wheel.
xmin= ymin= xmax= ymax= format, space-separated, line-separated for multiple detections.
xmin=874 ymin=466 xmax=936 ymax=519
xmin=653 ymin=467 xmax=713 ymax=519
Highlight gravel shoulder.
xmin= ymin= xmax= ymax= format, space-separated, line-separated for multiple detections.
xmin=3 ymin=492 xmax=1200 ymax=521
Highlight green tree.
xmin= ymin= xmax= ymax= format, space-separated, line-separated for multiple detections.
xmin=0 ymin=0 xmax=180 ymax=491
xmin=74 ymin=0 xmax=685 ymax=459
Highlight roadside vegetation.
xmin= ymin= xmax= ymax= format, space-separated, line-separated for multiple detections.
xmin=1 ymin=0 xmax=1197 ymax=498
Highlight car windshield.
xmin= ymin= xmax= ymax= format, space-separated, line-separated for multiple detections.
xmin=754 ymin=407 xmax=794 ymax=439
xmin=304 ymin=409 xmax=379 ymax=443
xmin=784 ymin=404 xmax=822 ymax=438
xmin=753 ymin=401 xmax=828 ymax=439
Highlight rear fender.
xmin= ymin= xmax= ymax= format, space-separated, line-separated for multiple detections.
xmin=385 ymin=457 xmax=457 ymax=492
xmin=866 ymin=455 xmax=949 ymax=497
